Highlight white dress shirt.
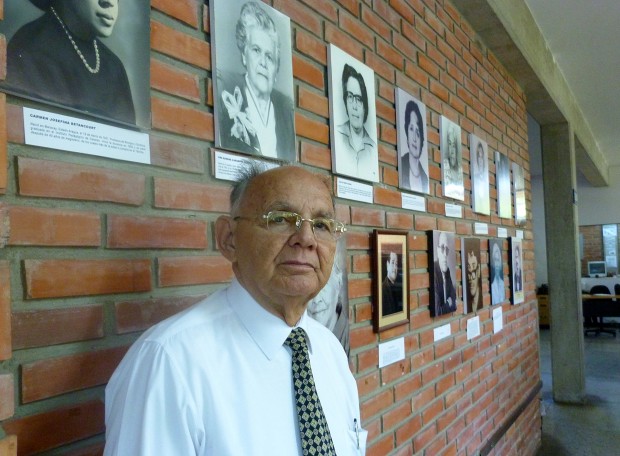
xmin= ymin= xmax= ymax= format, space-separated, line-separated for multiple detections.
xmin=104 ymin=279 xmax=366 ymax=455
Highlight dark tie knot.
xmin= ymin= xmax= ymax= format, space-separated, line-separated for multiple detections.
xmin=284 ymin=327 xmax=308 ymax=353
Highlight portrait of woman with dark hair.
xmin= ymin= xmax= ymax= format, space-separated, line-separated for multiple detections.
xmin=212 ymin=0 xmax=296 ymax=162
xmin=396 ymin=88 xmax=429 ymax=194
xmin=3 ymin=0 xmax=147 ymax=126
xmin=328 ymin=44 xmax=379 ymax=183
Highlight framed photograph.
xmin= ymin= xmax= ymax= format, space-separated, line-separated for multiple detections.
xmin=308 ymin=237 xmax=350 ymax=353
xmin=489 ymin=238 xmax=506 ymax=305
xmin=373 ymin=230 xmax=409 ymax=332
xmin=395 ymin=88 xmax=429 ymax=194
xmin=462 ymin=237 xmax=483 ymax=313
xmin=328 ymin=44 xmax=379 ymax=183
xmin=510 ymin=237 xmax=524 ymax=304
xmin=513 ymin=162 xmax=526 ymax=225
xmin=440 ymin=116 xmax=464 ymax=200
xmin=0 ymin=0 xmax=151 ymax=129
xmin=211 ymin=0 xmax=296 ymax=162
xmin=495 ymin=151 xmax=512 ymax=219
xmin=429 ymin=230 xmax=457 ymax=317
xmin=470 ymin=134 xmax=490 ymax=215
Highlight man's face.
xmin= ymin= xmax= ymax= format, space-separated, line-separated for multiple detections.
xmin=407 ymin=117 xmax=422 ymax=158
xmin=66 ymin=0 xmax=119 ymax=39
xmin=467 ymin=252 xmax=480 ymax=295
xmin=345 ymin=77 xmax=365 ymax=131
xmin=448 ymin=131 xmax=457 ymax=167
xmin=437 ymin=233 xmax=449 ymax=273
xmin=386 ymin=252 xmax=398 ymax=283
xmin=476 ymin=144 xmax=485 ymax=170
xmin=230 ymin=168 xmax=336 ymax=319
xmin=493 ymin=245 xmax=502 ymax=276
xmin=242 ymin=27 xmax=277 ymax=98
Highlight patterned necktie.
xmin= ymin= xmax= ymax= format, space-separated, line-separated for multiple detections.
xmin=284 ymin=327 xmax=336 ymax=456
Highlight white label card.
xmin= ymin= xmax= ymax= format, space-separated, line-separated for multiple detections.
xmin=336 ymin=177 xmax=374 ymax=203
xmin=493 ymin=306 xmax=503 ymax=333
xmin=445 ymin=203 xmax=463 ymax=218
xmin=497 ymin=227 xmax=508 ymax=238
xmin=433 ymin=323 xmax=451 ymax=341
xmin=378 ymin=337 xmax=405 ymax=369
xmin=474 ymin=223 xmax=489 ymax=235
xmin=467 ymin=316 xmax=481 ymax=340
xmin=402 ymin=193 xmax=426 ymax=212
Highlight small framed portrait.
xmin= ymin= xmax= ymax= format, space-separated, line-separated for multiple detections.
xmin=307 ymin=237 xmax=350 ymax=353
xmin=462 ymin=237 xmax=483 ymax=313
xmin=440 ymin=116 xmax=464 ymax=200
xmin=211 ymin=0 xmax=296 ymax=162
xmin=495 ymin=151 xmax=512 ymax=219
xmin=510 ymin=237 xmax=524 ymax=304
xmin=372 ymin=230 xmax=409 ymax=332
xmin=470 ymin=134 xmax=490 ymax=215
xmin=328 ymin=44 xmax=379 ymax=183
xmin=0 ymin=0 xmax=151 ymax=128
xmin=429 ymin=230 xmax=458 ymax=317
xmin=489 ymin=238 xmax=506 ymax=305
xmin=513 ymin=162 xmax=526 ymax=225
xmin=395 ymin=88 xmax=429 ymax=194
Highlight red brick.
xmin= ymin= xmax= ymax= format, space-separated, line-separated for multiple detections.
xmin=0 ymin=261 xmax=10 ymax=360
xmin=351 ymin=206 xmax=385 ymax=227
xmin=374 ymin=186 xmax=401 ymax=208
xmin=151 ymin=20 xmax=210 ymax=69
xmin=0 ymin=374 xmax=14 ymax=420
xmin=293 ymin=55 xmax=325 ymax=90
xmin=151 ymin=58 xmax=200 ymax=102
xmin=340 ymin=11 xmax=374 ymax=49
xmin=298 ymin=86 xmax=329 ymax=118
xmin=2 ymin=400 xmax=104 ymax=454
xmin=151 ymin=0 xmax=198 ymax=27
xmin=273 ymin=0 xmax=322 ymax=35
xmin=383 ymin=401 xmax=413 ymax=431
xmin=0 ymin=435 xmax=17 ymax=456
xmin=8 ymin=206 xmax=100 ymax=247
xmin=154 ymin=177 xmax=230 ymax=212
xmin=348 ymin=278 xmax=372 ymax=300
xmin=295 ymin=29 xmax=328 ymax=65
xmin=300 ymin=141 xmax=332 ymax=170
xmin=25 ymin=259 xmax=152 ymax=299
xmin=107 ymin=214 xmax=207 ymax=249
xmin=12 ymin=305 xmax=104 ymax=350
xmin=6 ymin=103 xmax=24 ymax=144
xmin=149 ymin=134 xmax=205 ymax=173
xmin=158 ymin=255 xmax=233 ymax=287
xmin=295 ymin=112 xmax=329 ymax=144
xmin=22 ymin=347 xmax=127 ymax=403
xmin=18 ymin=157 xmax=145 ymax=205
xmin=361 ymin=389 xmax=394 ymax=421
xmin=151 ymin=97 xmax=214 ymax=140
xmin=115 ymin=295 xmax=205 ymax=334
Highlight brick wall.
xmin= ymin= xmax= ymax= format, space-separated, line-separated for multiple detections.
xmin=580 ymin=225 xmax=603 ymax=276
xmin=0 ymin=0 xmax=541 ymax=454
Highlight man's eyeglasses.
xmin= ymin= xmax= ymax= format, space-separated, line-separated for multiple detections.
xmin=234 ymin=210 xmax=346 ymax=241
xmin=346 ymin=91 xmax=363 ymax=106
xmin=438 ymin=244 xmax=449 ymax=255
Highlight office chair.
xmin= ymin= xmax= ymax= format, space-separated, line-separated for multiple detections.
xmin=583 ymin=285 xmax=616 ymax=337
xmin=615 ymin=283 xmax=620 ymax=296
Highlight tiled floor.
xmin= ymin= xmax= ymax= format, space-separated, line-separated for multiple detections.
xmin=537 ymin=327 xmax=620 ymax=455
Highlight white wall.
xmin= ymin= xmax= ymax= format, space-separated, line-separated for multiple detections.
xmin=577 ymin=166 xmax=620 ymax=226
xmin=528 ymin=114 xmax=548 ymax=287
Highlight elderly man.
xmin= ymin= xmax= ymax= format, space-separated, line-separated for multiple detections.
xmin=104 ymin=164 xmax=365 ymax=455
xmin=432 ymin=231 xmax=457 ymax=316
xmin=382 ymin=251 xmax=402 ymax=316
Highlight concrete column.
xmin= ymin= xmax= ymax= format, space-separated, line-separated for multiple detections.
xmin=541 ymin=122 xmax=586 ymax=403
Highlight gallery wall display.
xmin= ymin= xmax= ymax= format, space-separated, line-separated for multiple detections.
xmin=489 ymin=238 xmax=506 ymax=305
xmin=513 ymin=163 xmax=526 ymax=225
xmin=510 ymin=237 xmax=524 ymax=304
xmin=430 ymin=230 xmax=458 ymax=317
xmin=395 ymin=88 xmax=430 ymax=194
xmin=470 ymin=134 xmax=490 ymax=215
xmin=328 ymin=44 xmax=379 ymax=183
xmin=0 ymin=0 xmax=151 ymax=129
xmin=308 ymin=237 xmax=350 ymax=353
xmin=211 ymin=0 xmax=296 ymax=162
xmin=440 ymin=116 xmax=464 ymax=201
xmin=495 ymin=151 xmax=512 ymax=219
xmin=462 ymin=237 xmax=483 ymax=313
xmin=373 ymin=230 xmax=409 ymax=332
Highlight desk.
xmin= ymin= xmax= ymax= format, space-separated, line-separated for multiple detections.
xmin=581 ymin=277 xmax=620 ymax=292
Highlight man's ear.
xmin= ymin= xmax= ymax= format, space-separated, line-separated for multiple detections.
xmin=215 ymin=215 xmax=236 ymax=262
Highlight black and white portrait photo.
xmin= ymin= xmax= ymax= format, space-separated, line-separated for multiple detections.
xmin=495 ymin=151 xmax=512 ymax=219
xmin=328 ymin=44 xmax=379 ymax=183
xmin=440 ymin=116 xmax=464 ymax=200
xmin=470 ymin=134 xmax=490 ymax=215
xmin=511 ymin=237 xmax=524 ymax=304
xmin=0 ymin=0 xmax=150 ymax=128
xmin=513 ymin=162 xmax=526 ymax=225
xmin=211 ymin=0 xmax=296 ymax=162
xmin=395 ymin=88 xmax=429 ymax=194
xmin=462 ymin=237 xmax=483 ymax=314
xmin=489 ymin=238 xmax=505 ymax=305
xmin=430 ymin=230 xmax=457 ymax=317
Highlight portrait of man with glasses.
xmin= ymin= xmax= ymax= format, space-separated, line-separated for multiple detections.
xmin=431 ymin=230 xmax=457 ymax=316
xmin=328 ymin=44 xmax=379 ymax=183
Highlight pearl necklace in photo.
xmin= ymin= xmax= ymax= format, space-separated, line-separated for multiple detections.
xmin=51 ymin=6 xmax=100 ymax=74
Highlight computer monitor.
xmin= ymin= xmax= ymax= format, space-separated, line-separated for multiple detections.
xmin=587 ymin=261 xmax=607 ymax=278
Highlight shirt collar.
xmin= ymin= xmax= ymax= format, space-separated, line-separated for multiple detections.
xmin=227 ymin=279 xmax=312 ymax=360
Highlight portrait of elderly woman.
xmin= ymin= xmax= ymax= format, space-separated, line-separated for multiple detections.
xmin=328 ymin=44 xmax=379 ymax=183
xmin=471 ymin=134 xmax=490 ymax=215
xmin=212 ymin=0 xmax=296 ymax=162
xmin=1 ymin=0 xmax=150 ymax=127
xmin=396 ymin=88 xmax=429 ymax=194
xmin=440 ymin=116 xmax=464 ymax=201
